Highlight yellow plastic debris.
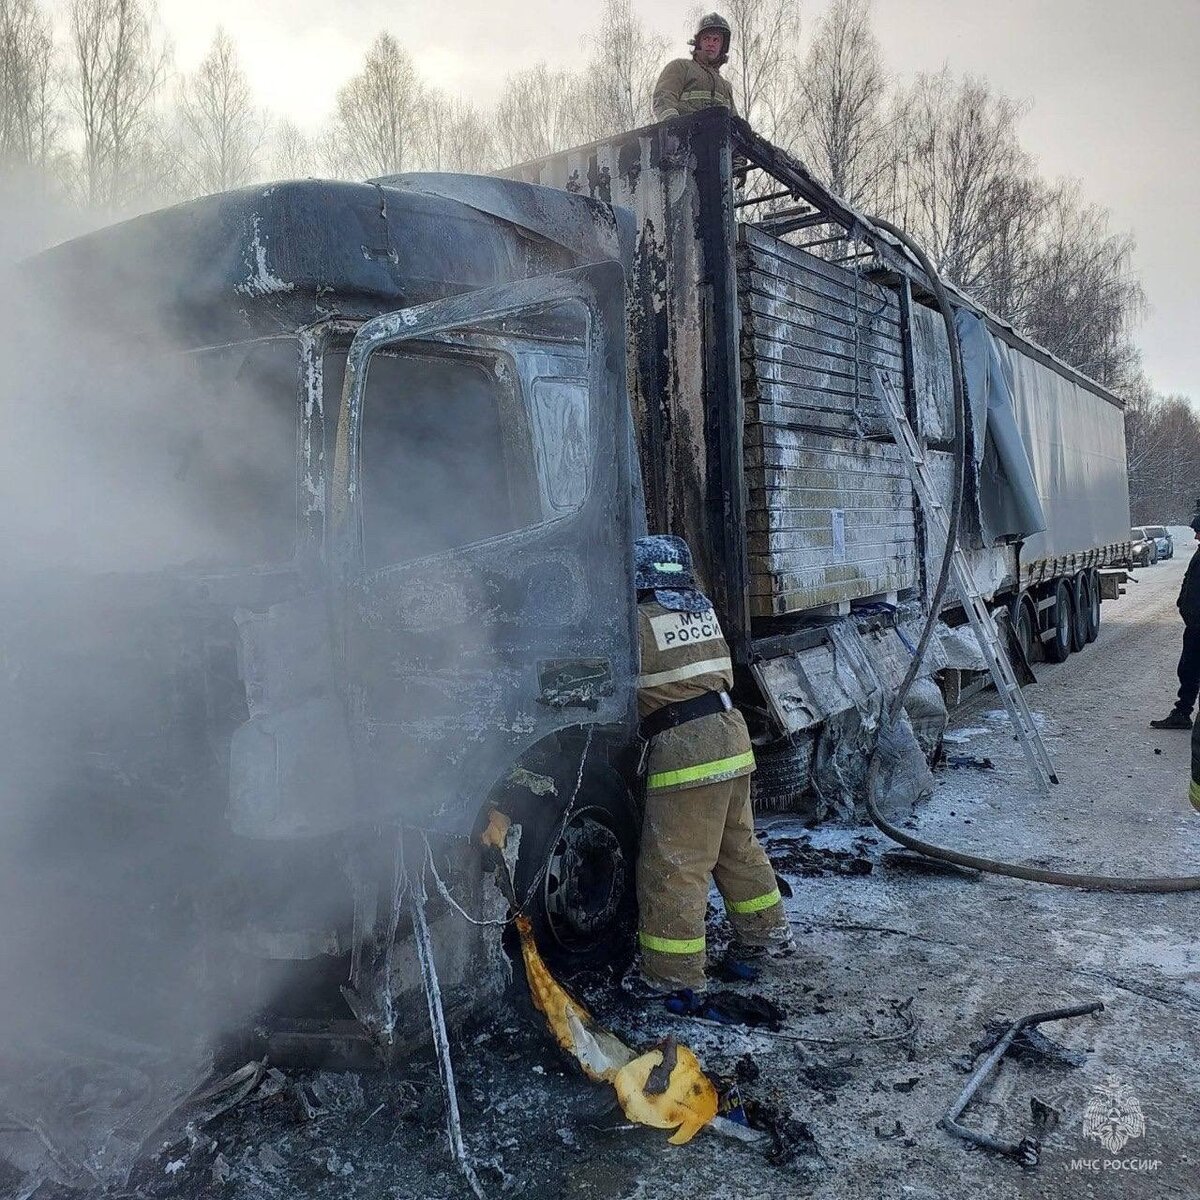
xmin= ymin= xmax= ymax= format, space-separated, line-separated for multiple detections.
xmin=480 ymin=807 xmax=513 ymax=853
xmin=612 ymin=1042 xmax=719 ymax=1145
xmin=485 ymin=809 xmax=719 ymax=1145
xmin=515 ymin=914 xmax=635 ymax=1082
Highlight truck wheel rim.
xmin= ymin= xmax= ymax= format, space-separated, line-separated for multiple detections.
xmin=542 ymin=807 xmax=628 ymax=951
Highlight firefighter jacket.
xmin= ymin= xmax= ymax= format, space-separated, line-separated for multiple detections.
xmin=652 ymin=57 xmax=737 ymax=122
xmin=637 ymin=597 xmax=754 ymax=793
xmin=1178 ymin=549 xmax=1200 ymax=627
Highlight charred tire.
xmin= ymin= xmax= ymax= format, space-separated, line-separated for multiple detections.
xmin=750 ymin=736 xmax=814 ymax=813
xmin=1070 ymin=575 xmax=1090 ymax=653
xmin=1009 ymin=593 xmax=1037 ymax=667
xmin=1044 ymin=580 xmax=1073 ymax=663
xmin=1084 ymin=570 xmax=1101 ymax=643
xmin=513 ymin=766 xmax=639 ymax=977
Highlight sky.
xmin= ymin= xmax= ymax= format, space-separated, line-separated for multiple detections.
xmin=50 ymin=0 xmax=1199 ymax=397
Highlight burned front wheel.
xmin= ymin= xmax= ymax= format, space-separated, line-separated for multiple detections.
xmin=512 ymin=767 xmax=639 ymax=977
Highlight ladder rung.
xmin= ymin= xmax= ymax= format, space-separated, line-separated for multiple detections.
xmin=872 ymin=366 xmax=1057 ymax=793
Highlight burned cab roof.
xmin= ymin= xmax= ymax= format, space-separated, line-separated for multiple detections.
xmin=25 ymin=178 xmax=621 ymax=346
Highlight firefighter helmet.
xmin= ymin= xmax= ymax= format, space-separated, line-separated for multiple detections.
xmin=690 ymin=13 xmax=732 ymax=61
xmin=635 ymin=535 xmax=694 ymax=591
xmin=634 ymin=536 xmax=711 ymax=613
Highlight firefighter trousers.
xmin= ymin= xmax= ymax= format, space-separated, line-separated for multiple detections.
xmin=1174 ymin=624 xmax=1200 ymax=718
xmin=636 ymin=773 xmax=785 ymax=989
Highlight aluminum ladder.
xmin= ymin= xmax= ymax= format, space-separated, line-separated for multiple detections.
xmin=873 ymin=368 xmax=1058 ymax=793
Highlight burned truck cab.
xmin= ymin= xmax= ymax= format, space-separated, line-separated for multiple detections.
xmin=21 ymin=177 xmax=643 ymax=1054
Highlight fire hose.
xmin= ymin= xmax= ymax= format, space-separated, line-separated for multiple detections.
xmin=863 ymin=215 xmax=1200 ymax=894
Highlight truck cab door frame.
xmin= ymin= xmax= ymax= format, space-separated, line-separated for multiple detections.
xmin=328 ymin=261 xmax=639 ymax=834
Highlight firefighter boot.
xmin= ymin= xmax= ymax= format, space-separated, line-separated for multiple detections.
xmin=1151 ymin=710 xmax=1193 ymax=730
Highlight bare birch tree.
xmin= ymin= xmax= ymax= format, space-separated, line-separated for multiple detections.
xmin=795 ymin=0 xmax=886 ymax=207
xmin=705 ymin=0 xmax=801 ymax=142
xmin=269 ymin=117 xmax=315 ymax=178
xmin=325 ymin=32 xmax=423 ymax=179
xmin=414 ymin=91 xmax=493 ymax=173
xmin=1022 ymin=182 xmax=1144 ymax=388
xmin=884 ymin=71 xmax=1036 ymax=293
xmin=492 ymin=63 xmax=584 ymax=165
xmin=579 ymin=0 xmax=666 ymax=136
xmin=1 ymin=0 xmax=61 ymax=178
xmin=1125 ymin=381 xmax=1200 ymax=523
xmin=67 ymin=0 xmax=169 ymax=208
xmin=176 ymin=28 xmax=265 ymax=194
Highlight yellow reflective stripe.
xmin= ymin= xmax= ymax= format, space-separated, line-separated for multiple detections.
xmin=647 ymin=750 xmax=755 ymax=790
xmin=640 ymin=931 xmax=705 ymax=955
xmin=680 ymin=90 xmax=732 ymax=104
xmin=1190 ymin=778 xmax=1200 ymax=812
xmin=726 ymin=887 xmax=782 ymax=915
xmin=637 ymin=656 xmax=732 ymax=688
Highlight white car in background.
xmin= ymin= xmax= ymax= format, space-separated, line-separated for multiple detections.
xmin=1143 ymin=525 xmax=1174 ymax=560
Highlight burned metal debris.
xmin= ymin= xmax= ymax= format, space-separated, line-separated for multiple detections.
xmin=942 ymin=1000 xmax=1103 ymax=1167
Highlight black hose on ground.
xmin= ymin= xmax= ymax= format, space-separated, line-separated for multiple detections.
xmin=862 ymin=216 xmax=1200 ymax=894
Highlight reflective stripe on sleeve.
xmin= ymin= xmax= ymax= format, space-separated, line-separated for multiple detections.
xmin=637 ymin=655 xmax=732 ymax=689
xmin=639 ymin=931 xmax=706 ymax=955
xmin=679 ymin=90 xmax=733 ymax=106
xmin=726 ymin=887 xmax=782 ymax=915
xmin=647 ymin=750 xmax=755 ymax=790
xmin=1190 ymin=778 xmax=1200 ymax=813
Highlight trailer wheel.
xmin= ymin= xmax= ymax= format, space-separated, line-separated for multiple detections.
xmin=1009 ymin=593 xmax=1037 ymax=667
xmin=1044 ymin=580 xmax=1073 ymax=663
xmin=513 ymin=766 xmax=639 ymax=977
xmin=750 ymin=736 xmax=815 ymax=813
xmin=1084 ymin=570 xmax=1101 ymax=643
xmin=1070 ymin=575 xmax=1090 ymax=652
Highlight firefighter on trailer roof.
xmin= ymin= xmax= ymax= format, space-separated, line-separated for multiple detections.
xmin=652 ymin=13 xmax=738 ymax=122
xmin=630 ymin=535 xmax=793 ymax=995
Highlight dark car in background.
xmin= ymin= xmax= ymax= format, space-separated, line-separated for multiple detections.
xmin=1145 ymin=525 xmax=1174 ymax=559
xmin=1130 ymin=527 xmax=1158 ymax=567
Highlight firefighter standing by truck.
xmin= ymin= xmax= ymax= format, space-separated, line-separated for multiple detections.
xmin=631 ymin=536 xmax=792 ymax=994
xmin=1152 ymin=513 xmax=1200 ymax=731
xmin=652 ymin=13 xmax=738 ymax=122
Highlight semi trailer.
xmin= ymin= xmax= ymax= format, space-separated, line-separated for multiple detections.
xmin=497 ymin=107 xmax=1131 ymax=805
xmin=8 ymin=108 xmax=1131 ymax=1063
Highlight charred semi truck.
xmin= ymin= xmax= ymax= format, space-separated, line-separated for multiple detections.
xmin=14 ymin=109 xmax=1130 ymax=1055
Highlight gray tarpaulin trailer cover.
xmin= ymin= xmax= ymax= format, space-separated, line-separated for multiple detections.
xmin=954 ymin=309 xmax=1047 ymax=548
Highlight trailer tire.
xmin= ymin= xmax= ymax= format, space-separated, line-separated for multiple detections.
xmin=513 ymin=765 xmax=639 ymax=977
xmin=1009 ymin=593 xmax=1037 ymax=667
xmin=1070 ymin=575 xmax=1090 ymax=652
xmin=1084 ymin=570 xmax=1101 ymax=643
xmin=750 ymin=736 xmax=814 ymax=814
xmin=1044 ymin=580 xmax=1073 ymax=663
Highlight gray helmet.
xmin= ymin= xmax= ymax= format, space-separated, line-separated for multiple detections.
xmin=635 ymin=535 xmax=694 ymax=590
xmin=634 ymin=535 xmax=711 ymax=613
xmin=690 ymin=12 xmax=731 ymax=62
